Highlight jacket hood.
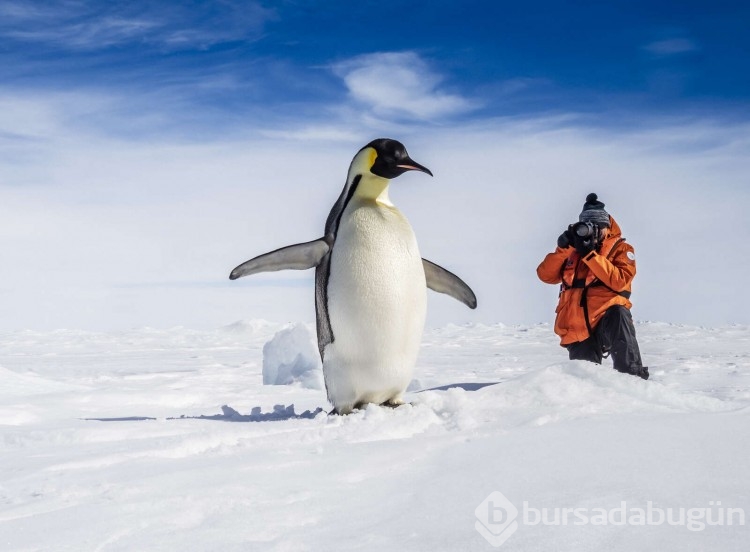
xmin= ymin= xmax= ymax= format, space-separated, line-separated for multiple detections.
xmin=607 ymin=216 xmax=622 ymax=240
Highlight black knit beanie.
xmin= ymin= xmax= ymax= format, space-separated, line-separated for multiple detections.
xmin=579 ymin=193 xmax=610 ymax=227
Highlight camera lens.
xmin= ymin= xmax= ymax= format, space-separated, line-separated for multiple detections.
xmin=575 ymin=222 xmax=594 ymax=238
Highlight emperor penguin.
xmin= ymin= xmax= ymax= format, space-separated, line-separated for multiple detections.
xmin=230 ymin=139 xmax=476 ymax=414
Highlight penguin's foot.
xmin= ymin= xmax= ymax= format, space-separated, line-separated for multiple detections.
xmin=329 ymin=399 xmax=408 ymax=415
xmin=329 ymin=407 xmax=355 ymax=416
xmin=381 ymin=398 xmax=407 ymax=409
xmin=329 ymin=404 xmax=359 ymax=415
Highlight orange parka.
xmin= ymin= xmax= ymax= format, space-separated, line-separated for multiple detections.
xmin=537 ymin=217 xmax=636 ymax=346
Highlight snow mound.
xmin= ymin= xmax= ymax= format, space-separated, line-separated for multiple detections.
xmin=262 ymin=323 xmax=323 ymax=390
xmin=499 ymin=362 xmax=738 ymax=416
xmin=322 ymin=403 xmax=446 ymax=442
xmin=219 ymin=319 xmax=283 ymax=337
xmin=0 ymin=365 xmax=87 ymax=397
xmin=415 ymin=361 xmax=740 ymax=433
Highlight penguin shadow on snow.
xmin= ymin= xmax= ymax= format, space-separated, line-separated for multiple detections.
xmin=83 ymin=385 xmax=500 ymax=423
xmin=84 ymin=404 xmax=325 ymax=423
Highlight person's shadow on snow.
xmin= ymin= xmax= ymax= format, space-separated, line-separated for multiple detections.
xmin=419 ymin=382 xmax=498 ymax=392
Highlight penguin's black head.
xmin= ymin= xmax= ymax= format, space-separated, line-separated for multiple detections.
xmin=366 ymin=138 xmax=433 ymax=180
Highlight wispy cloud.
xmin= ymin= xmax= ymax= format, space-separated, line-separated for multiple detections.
xmin=0 ymin=1 xmax=275 ymax=50
xmin=644 ymin=38 xmax=698 ymax=57
xmin=259 ymin=126 xmax=362 ymax=143
xmin=332 ymin=51 xmax=478 ymax=121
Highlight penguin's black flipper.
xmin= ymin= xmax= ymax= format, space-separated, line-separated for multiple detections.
xmin=422 ymin=259 xmax=478 ymax=309
xmin=230 ymin=238 xmax=330 ymax=280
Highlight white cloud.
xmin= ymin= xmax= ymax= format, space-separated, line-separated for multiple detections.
xmin=259 ymin=126 xmax=362 ymax=143
xmin=0 ymin=1 xmax=274 ymax=50
xmin=644 ymin=38 xmax=698 ymax=56
xmin=332 ymin=51 xmax=477 ymax=121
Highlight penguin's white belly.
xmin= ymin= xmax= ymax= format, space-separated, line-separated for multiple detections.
xmin=325 ymin=200 xmax=427 ymax=412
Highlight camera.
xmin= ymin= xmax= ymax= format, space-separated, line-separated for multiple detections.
xmin=571 ymin=221 xmax=601 ymax=252
xmin=573 ymin=221 xmax=598 ymax=238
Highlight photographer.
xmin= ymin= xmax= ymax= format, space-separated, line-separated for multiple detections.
xmin=537 ymin=193 xmax=649 ymax=380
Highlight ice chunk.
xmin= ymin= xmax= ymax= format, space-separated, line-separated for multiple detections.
xmin=262 ymin=323 xmax=323 ymax=390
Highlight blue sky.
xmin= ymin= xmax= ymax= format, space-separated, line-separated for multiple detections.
xmin=2 ymin=0 xmax=749 ymax=137
xmin=1 ymin=1 xmax=749 ymax=330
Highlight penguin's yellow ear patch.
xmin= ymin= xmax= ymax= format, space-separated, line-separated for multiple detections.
xmin=368 ymin=147 xmax=377 ymax=169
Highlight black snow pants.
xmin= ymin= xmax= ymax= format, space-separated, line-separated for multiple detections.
xmin=566 ymin=305 xmax=649 ymax=380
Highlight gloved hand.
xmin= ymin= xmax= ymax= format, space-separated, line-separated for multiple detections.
xmin=557 ymin=226 xmax=574 ymax=249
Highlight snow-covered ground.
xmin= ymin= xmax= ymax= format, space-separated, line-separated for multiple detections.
xmin=1 ymin=321 xmax=748 ymax=551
